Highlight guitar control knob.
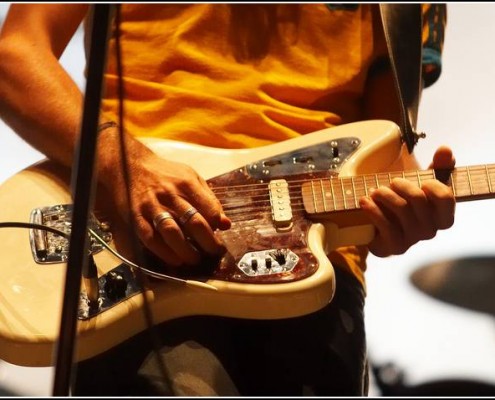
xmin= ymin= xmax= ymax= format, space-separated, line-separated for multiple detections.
xmin=104 ymin=271 xmax=128 ymax=301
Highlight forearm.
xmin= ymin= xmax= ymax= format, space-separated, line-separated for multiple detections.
xmin=0 ymin=5 xmax=151 ymax=185
xmin=0 ymin=38 xmax=84 ymax=169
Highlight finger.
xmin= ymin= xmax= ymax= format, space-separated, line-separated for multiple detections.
xmin=370 ymin=185 xmax=416 ymax=241
xmin=160 ymin=187 xmax=228 ymax=256
xmin=421 ymin=180 xmax=456 ymax=230
xmin=177 ymin=204 xmax=227 ymax=256
xmin=151 ymin=210 xmax=201 ymax=265
xmin=134 ymin=213 xmax=190 ymax=267
xmin=157 ymin=176 xmax=231 ymax=232
xmin=390 ymin=178 xmax=437 ymax=242
xmin=135 ymin=192 xmax=202 ymax=265
xmin=428 ymin=146 xmax=456 ymax=169
xmin=196 ymin=176 xmax=231 ymax=230
xmin=359 ymin=194 xmax=405 ymax=257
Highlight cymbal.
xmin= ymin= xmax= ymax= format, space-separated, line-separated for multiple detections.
xmin=410 ymin=255 xmax=495 ymax=315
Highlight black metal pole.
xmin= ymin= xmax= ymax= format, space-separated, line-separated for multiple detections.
xmin=52 ymin=5 xmax=112 ymax=396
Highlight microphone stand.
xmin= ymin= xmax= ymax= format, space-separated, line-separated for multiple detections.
xmin=52 ymin=5 xmax=113 ymax=396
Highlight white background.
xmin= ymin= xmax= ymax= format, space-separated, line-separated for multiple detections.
xmin=1 ymin=3 xmax=495 ymax=396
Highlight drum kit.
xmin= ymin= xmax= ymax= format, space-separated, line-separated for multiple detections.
xmin=372 ymin=255 xmax=495 ymax=396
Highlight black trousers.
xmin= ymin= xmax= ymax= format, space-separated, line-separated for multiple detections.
xmin=73 ymin=266 xmax=368 ymax=396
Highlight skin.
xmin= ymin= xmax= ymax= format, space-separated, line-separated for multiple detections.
xmin=0 ymin=4 xmax=455 ymax=267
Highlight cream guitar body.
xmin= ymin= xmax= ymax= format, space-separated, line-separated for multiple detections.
xmin=0 ymin=120 xmax=416 ymax=367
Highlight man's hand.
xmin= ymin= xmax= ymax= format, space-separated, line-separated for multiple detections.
xmin=100 ymin=135 xmax=231 ymax=268
xmin=359 ymin=146 xmax=456 ymax=257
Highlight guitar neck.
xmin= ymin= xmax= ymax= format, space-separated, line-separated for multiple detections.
xmin=448 ymin=164 xmax=495 ymax=202
xmin=302 ymin=163 xmax=495 ymax=215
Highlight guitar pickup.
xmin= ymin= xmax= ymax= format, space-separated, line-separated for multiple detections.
xmin=268 ymin=179 xmax=293 ymax=232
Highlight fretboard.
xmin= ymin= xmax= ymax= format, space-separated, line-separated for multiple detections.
xmin=301 ymin=164 xmax=495 ymax=215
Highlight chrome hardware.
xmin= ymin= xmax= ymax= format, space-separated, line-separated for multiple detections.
xmin=29 ymin=204 xmax=112 ymax=264
xmin=247 ymin=137 xmax=361 ymax=179
xmin=78 ymin=263 xmax=141 ymax=320
xmin=237 ymin=249 xmax=299 ymax=277
xmin=268 ymin=179 xmax=293 ymax=232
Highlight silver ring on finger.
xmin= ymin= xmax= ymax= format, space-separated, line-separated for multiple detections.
xmin=178 ymin=206 xmax=198 ymax=226
xmin=152 ymin=211 xmax=175 ymax=229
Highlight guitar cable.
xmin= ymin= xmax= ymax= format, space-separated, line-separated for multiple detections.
xmin=111 ymin=5 xmax=176 ymax=395
xmin=0 ymin=221 xmax=215 ymax=289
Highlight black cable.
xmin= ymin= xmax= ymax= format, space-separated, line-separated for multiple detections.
xmin=113 ymin=5 xmax=175 ymax=395
xmin=0 ymin=222 xmax=70 ymax=239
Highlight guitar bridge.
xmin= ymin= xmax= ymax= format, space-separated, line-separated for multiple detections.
xmin=29 ymin=204 xmax=112 ymax=264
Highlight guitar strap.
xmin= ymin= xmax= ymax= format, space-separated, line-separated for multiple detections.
xmin=379 ymin=4 xmax=424 ymax=153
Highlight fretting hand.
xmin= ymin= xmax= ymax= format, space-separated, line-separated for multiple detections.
xmin=359 ymin=146 xmax=456 ymax=257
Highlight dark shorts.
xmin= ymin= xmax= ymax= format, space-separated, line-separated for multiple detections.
xmin=74 ymin=267 xmax=368 ymax=396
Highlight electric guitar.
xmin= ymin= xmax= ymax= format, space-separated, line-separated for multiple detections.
xmin=0 ymin=120 xmax=490 ymax=367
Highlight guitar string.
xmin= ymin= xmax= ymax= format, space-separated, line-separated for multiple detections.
xmin=6 ymin=169 xmax=485 ymax=242
xmin=213 ymin=170 xmax=494 ymax=206
xmin=5 ymin=170 xmax=485 ymax=251
xmin=211 ymin=172 xmax=495 ymax=208
xmin=222 ymin=174 xmax=491 ymax=218
xmin=6 ymin=169 xmax=481 ymax=238
xmin=210 ymin=171 xmax=435 ymax=193
xmin=3 ymin=170 xmax=490 ymax=276
xmin=212 ymin=169 xmax=495 ymax=199
xmin=211 ymin=170 xmax=495 ymax=221
xmin=209 ymin=165 xmax=495 ymax=194
xmin=217 ymin=179 xmax=492 ymax=212
xmin=5 ymin=168 xmax=489 ymax=252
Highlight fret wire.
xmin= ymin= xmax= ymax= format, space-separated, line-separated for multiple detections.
xmin=375 ymin=174 xmax=379 ymax=188
xmin=416 ymin=170 xmax=421 ymax=187
xmin=485 ymin=165 xmax=493 ymax=193
xmin=363 ymin=175 xmax=369 ymax=197
xmin=468 ymin=171 xmax=491 ymax=194
xmin=310 ymin=179 xmax=317 ymax=213
xmin=390 ymin=171 xmax=402 ymax=180
xmin=466 ymin=166 xmax=474 ymax=194
xmin=388 ymin=172 xmax=392 ymax=185
xmin=351 ymin=176 xmax=358 ymax=208
xmin=340 ymin=178 xmax=347 ymax=210
xmin=490 ymin=165 xmax=495 ymax=193
xmin=319 ymin=179 xmax=327 ymax=212
xmin=330 ymin=177 xmax=337 ymax=211
xmin=451 ymin=171 xmax=457 ymax=196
